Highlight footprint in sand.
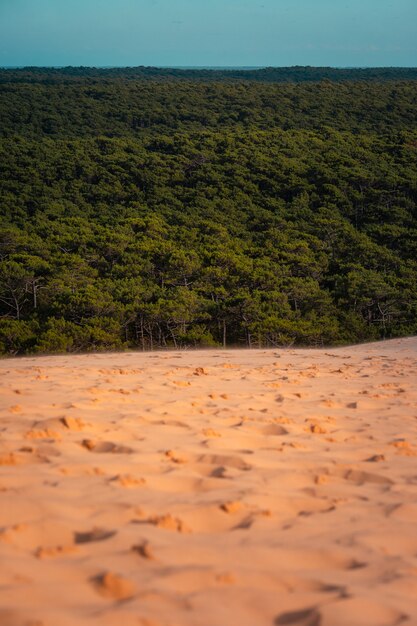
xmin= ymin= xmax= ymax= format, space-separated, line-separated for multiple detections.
xmin=193 ymin=367 xmax=208 ymax=376
xmin=314 ymin=473 xmax=331 ymax=485
xmin=59 ymin=465 xmax=105 ymax=477
xmin=81 ymin=439 xmax=133 ymax=454
xmin=197 ymin=453 xmax=252 ymax=471
xmin=24 ymin=428 xmax=61 ymax=441
xmin=202 ymin=428 xmax=222 ymax=438
xmin=320 ymin=399 xmax=341 ymax=408
xmin=111 ymin=474 xmax=146 ymax=488
xmin=208 ymin=393 xmax=226 ymax=400
xmin=164 ymin=449 xmax=188 ymax=464
xmin=0 ymin=452 xmax=23 ymax=466
xmin=339 ymin=468 xmax=393 ymax=486
xmin=390 ymin=440 xmax=417 ymax=456
xmin=152 ymin=419 xmax=190 ymax=430
xmin=0 ymin=451 xmax=45 ymax=466
xmin=34 ymin=545 xmax=77 ymax=559
xmin=139 ymin=514 xmax=190 ymax=534
xmin=261 ymin=424 xmax=288 ymax=436
xmin=319 ymin=596 xmax=407 ymax=626
xmin=61 ymin=416 xmax=88 ymax=431
xmin=388 ymin=503 xmax=417 ymax=522
xmin=0 ymin=523 xmax=31 ymax=546
xmin=275 ymin=606 xmax=321 ymax=626
xmin=131 ymin=541 xmax=155 ymax=560
xmin=283 ymin=441 xmax=307 ymax=450
xmin=109 ymin=388 xmax=131 ymax=395
xmin=220 ymin=501 xmax=243 ymax=514
xmin=74 ymin=527 xmax=117 ymax=544
xmin=9 ymin=405 xmax=22 ymax=414
xmin=1 ymin=520 xmax=75 ymax=553
xmin=91 ymin=571 xmax=136 ymax=601
xmin=365 ymin=454 xmax=386 ymax=462
xmin=306 ymin=421 xmax=327 ymax=434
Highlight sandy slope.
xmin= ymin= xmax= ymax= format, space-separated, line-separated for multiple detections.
xmin=0 ymin=338 xmax=416 ymax=626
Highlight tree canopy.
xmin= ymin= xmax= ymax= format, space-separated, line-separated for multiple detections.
xmin=1 ymin=67 xmax=416 ymax=353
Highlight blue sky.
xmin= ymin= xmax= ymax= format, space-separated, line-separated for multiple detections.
xmin=0 ymin=0 xmax=416 ymax=67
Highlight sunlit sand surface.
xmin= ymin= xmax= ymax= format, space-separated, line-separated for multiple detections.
xmin=1 ymin=338 xmax=416 ymax=626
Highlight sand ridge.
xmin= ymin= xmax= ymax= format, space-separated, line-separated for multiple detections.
xmin=0 ymin=338 xmax=416 ymax=626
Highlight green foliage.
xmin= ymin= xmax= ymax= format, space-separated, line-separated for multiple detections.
xmin=0 ymin=68 xmax=416 ymax=354
xmin=0 ymin=319 xmax=38 ymax=354
xmin=35 ymin=318 xmax=126 ymax=354
xmin=1 ymin=76 xmax=417 ymax=139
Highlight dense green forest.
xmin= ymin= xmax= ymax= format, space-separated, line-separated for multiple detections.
xmin=1 ymin=67 xmax=416 ymax=354
xmin=2 ymin=66 xmax=417 ymax=83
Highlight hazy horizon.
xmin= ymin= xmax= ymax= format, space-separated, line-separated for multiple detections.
xmin=2 ymin=64 xmax=416 ymax=70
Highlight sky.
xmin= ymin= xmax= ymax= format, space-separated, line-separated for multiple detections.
xmin=0 ymin=0 xmax=416 ymax=68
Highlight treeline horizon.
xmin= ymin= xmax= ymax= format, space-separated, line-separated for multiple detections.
xmin=2 ymin=66 xmax=417 ymax=84
xmin=0 ymin=69 xmax=416 ymax=354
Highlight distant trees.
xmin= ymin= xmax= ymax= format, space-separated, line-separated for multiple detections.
xmin=1 ymin=76 xmax=417 ymax=140
xmin=0 ymin=70 xmax=416 ymax=354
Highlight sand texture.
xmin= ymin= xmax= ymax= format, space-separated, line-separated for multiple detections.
xmin=0 ymin=338 xmax=417 ymax=626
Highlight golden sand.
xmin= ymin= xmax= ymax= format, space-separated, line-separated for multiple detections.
xmin=0 ymin=338 xmax=416 ymax=625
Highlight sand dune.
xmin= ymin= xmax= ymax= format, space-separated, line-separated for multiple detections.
xmin=0 ymin=338 xmax=416 ymax=626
